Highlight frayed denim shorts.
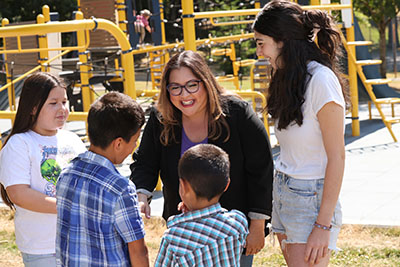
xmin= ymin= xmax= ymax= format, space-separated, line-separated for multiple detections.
xmin=271 ymin=170 xmax=342 ymax=251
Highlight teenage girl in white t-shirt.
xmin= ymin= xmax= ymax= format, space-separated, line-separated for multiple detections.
xmin=0 ymin=72 xmax=86 ymax=266
xmin=253 ymin=1 xmax=349 ymax=266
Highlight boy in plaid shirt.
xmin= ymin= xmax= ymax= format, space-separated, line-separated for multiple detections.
xmin=155 ymin=144 xmax=249 ymax=266
xmin=56 ymin=92 xmax=149 ymax=267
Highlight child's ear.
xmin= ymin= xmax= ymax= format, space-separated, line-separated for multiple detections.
xmin=179 ymin=178 xmax=186 ymax=193
xmin=223 ymin=178 xmax=230 ymax=193
xmin=112 ymin=137 xmax=123 ymax=151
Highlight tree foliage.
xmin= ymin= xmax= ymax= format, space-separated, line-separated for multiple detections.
xmin=0 ymin=0 xmax=77 ymax=23
xmin=353 ymin=0 xmax=400 ymax=76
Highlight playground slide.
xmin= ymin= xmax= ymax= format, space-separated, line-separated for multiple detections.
xmin=354 ymin=16 xmax=400 ymax=99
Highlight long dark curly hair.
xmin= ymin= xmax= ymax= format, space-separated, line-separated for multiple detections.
xmin=253 ymin=0 xmax=349 ymax=130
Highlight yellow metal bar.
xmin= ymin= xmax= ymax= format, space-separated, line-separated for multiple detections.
xmin=160 ymin=0 xmax=166 ymax=44
xmin=75 ymin=12 xmax=92 ymax=112
xmin=230 ymin=43 xmax=240 ymax=90
xmin=181 ymin=0 xmax=196 ymax=51
xmin=155 ymin=177 xmax=162 ymax=191
xmin=42 ymin=5 xmax=50 ymax=23
xmin=194 ymin=3 xmax=351 ymax=21
xmin=0 ymin=46 xmax=88 ymax=55
xmin=17 ymin=35 xmax=22 ymax=51
xmin=255 ymin=1 xmax=261 ymax=9
xmin=0 ymin=49 xmax=71 ymax=94
xmin=346 ymin=26 xmax=360 ymax=136
xmin=250 ymin=64 xmax=255 ymax=91
xmin=1 ymin=18 xmax=15 ymax=111
xmin=116 ymin=0 xmax=128 ymax=34
xmin=236 ymin=90 xmax=270 ymax=137
xmin=302 ymin=4 xmax=352 ymax=10
xmin=0 ymin=111 xmax=16 ymax=119
xmin=210 ymin=18 xmax=252 ymax=27
xmin=37 ymin=14 xmax=50 ymax=72
xmin=130 ymin=33 xmax=254 ymax=55
xmin=195 ymin=9 xmax=260 ymax=19
xmin=67 ymin=111 xmax=89 ymax=121
xmin=0 ymin=111 xmax=89 ymax=122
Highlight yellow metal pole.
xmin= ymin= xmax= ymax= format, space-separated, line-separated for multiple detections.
xmin=160 ymin=0 xmax=166 ymax=44
xmin=37 ymin=15 xmax=49 ymax=72
xmin=181 ymin=0 xmax=196 ymax=51
xmin=1 ymin=18 xmax=15 ymax=111
xmin=75 ymin=12 xmax=92 ymax=111
xmin=230 ymin=43 xmax=240 ymax=90
xmin=120 ymin=48 xmax=136 ymax=99
xmin=42 ymin=5 xmax=50 ymax=23
xmin=255 ymin=1 xmax=261 ymax=9
xmin=310 ymin=0 xmax=320 ymax=5
xmin=116 ymin=0 xmax=128 ymax=35
xmin=347 ymin=25 xmax=360 ymax=136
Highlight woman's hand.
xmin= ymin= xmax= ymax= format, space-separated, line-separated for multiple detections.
xmin=304 ymin=227 xmax=330 ymax=265
xmin=244 ymin=219 xmax=265 ymax=255
xmin=137 ymin=193 xmax=151 ymax=219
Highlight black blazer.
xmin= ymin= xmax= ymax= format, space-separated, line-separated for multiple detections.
xmin=130 ymin=96 xmax=274 ymax=221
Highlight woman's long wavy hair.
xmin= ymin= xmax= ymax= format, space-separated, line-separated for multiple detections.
xmin=0 ymin=72 xmax=65 ymax=210
xmin=253 ymin=0 xmax=349 ymax=130
xmin=157 ymin=50 xmax=230 ymax=145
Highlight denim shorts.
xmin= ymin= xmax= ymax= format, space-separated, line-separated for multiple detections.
xmin=21 ymin=252 xmax=57 ymax=267
xmin=271 ymin=171 xmax=342 ymax=251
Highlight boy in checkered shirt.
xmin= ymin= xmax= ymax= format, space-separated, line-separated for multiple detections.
xmin=56 ymin=92 xmax=149 ymax=266
xmin=155 ymin=144 xmax=249 ymax=266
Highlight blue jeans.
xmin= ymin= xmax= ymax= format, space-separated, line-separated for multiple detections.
xmin=240 ymin=254 xmax=254 ymax=267
xmin=21 ymin=252 xmax=57 ymax=267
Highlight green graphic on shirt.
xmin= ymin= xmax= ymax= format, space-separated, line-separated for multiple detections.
xmin=41 ymin=159 xmax=62 ymax=186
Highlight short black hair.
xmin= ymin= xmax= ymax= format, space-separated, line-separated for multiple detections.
xmin=178 ymin=144 xmax=230 ymax=201
xmin=88 ymin=92 xmax=145 ymax=149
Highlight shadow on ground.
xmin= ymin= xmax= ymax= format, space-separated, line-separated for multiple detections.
xmin=345 ymin=118 xmax=387 ymax=146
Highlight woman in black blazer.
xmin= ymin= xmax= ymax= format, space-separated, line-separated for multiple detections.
xmin=130 ymin=50 xmax=273 ymax=266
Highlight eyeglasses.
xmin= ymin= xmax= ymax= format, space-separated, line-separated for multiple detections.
xmin=166 ymin=79 xmax=202 ymax=96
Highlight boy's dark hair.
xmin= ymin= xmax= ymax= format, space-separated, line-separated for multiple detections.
xmin=178 ymin=144 xmax=230 ymax=201
xmin=88 ymin=92 xmax=145 ymax=149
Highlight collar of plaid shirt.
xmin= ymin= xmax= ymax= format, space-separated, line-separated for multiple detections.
xmin=167 ymin=203 xmax=225 ymax=228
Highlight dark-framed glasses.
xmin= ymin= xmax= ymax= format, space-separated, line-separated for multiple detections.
xmin=166 ymin=79 xmax=202 ymax=96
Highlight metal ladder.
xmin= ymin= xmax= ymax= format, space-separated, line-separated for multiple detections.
xmin=340 ymin=30 xmax=400 ymax=142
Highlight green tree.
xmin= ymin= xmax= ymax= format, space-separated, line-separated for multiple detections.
xmin=0 ymin=0 xmax=77 ymax=23
xmin=353 ymin=0 xmax=400 ymax=76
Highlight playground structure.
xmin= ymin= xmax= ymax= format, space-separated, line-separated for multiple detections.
xmin=0 ymin=0 xmax=399 ymax=145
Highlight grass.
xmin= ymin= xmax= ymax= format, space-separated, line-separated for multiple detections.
xmin=1 ymin=208 xmax=400 ymax=267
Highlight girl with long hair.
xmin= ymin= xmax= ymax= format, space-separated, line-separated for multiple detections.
xmin=253 ymin=1 xmax=349 ymax=266
xmin=0 ymin=72 xmax=86 ymax=266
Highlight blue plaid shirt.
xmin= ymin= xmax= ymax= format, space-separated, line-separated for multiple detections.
xmin=56 ymin=151 xmax=145 ymax=267
xmin=154 ymin=203 xmax=248 ymax=267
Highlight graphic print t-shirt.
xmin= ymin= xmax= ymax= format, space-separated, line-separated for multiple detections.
xmin=0 ymin=130 xmax=86 ymax=254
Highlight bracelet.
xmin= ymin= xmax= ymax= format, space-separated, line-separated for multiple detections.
xmin=313 ymin=222 xmax=332 ymax=231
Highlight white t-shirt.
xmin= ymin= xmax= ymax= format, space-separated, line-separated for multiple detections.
xmin=0 ymin=129 xmax=86 ymax=254
xmin=275 ymin=61 xmax=345 ymax=179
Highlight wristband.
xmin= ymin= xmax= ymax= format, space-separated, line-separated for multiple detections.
xmin=313 ymin=222 xmax=332 ymax=231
